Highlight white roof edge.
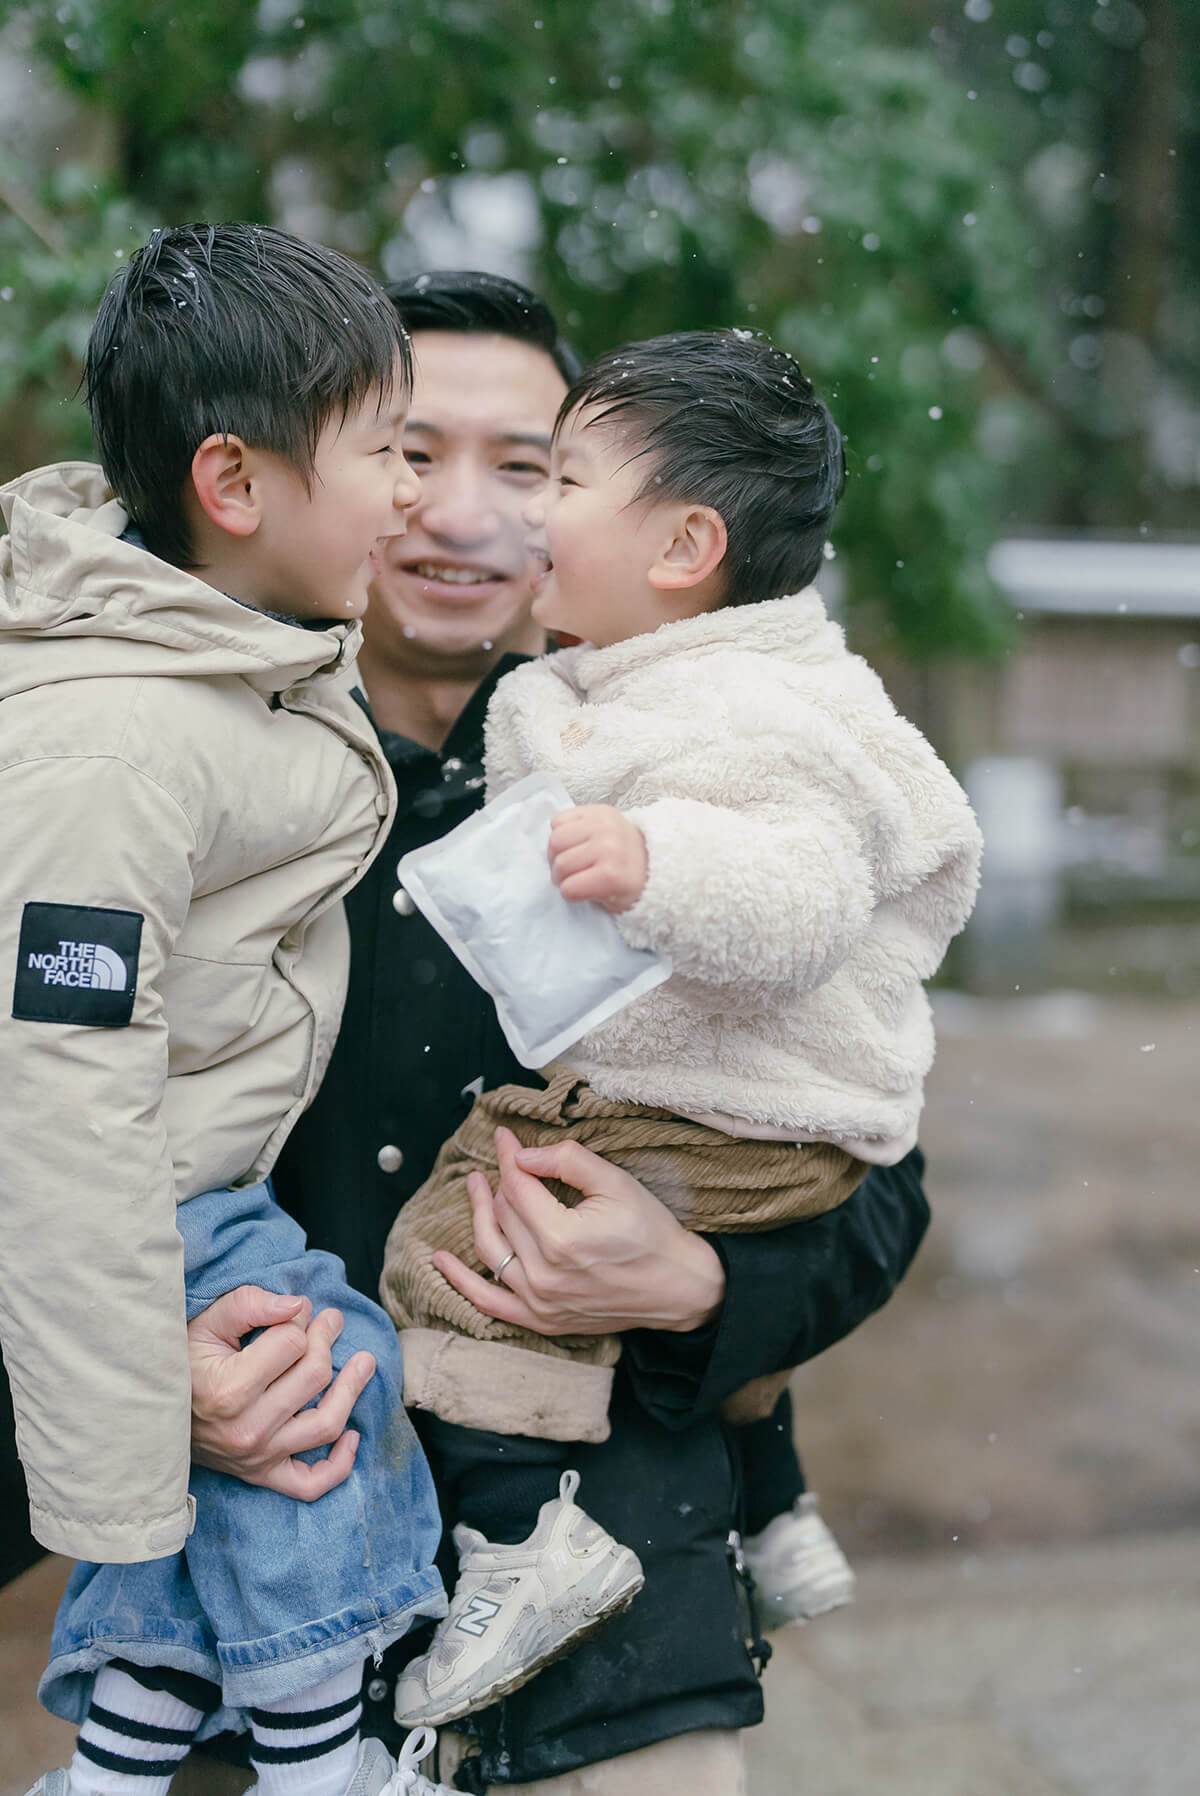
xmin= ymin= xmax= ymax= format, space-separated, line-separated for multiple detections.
xmin=987 ymin=537 xmax=1200 ymax=617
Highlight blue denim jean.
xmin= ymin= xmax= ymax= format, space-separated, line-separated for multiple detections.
xmin=40 ymin=1181 xmax=446 ymax=1736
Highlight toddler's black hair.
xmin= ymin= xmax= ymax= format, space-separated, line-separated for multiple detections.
xmin=557 ymin=329 xmax=844 ymax=606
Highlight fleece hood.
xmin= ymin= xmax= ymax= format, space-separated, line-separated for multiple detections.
xmin=0 ymin=461 xmax=359 ymax=701
xmin=546 ymin=587 xmax=845 ymax=704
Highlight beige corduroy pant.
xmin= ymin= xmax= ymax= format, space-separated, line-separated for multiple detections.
xmin=381 ymin=1066 xmax=864 ymax=1442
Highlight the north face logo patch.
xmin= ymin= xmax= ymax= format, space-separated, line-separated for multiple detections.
xmin=26 ymin=941 xmax=128 ymax=989
xmin=13 ymin=902 xmax=142 ymax=1028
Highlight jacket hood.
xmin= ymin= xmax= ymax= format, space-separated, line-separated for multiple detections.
xmin=549 ymin=587 xmax=845 ymax=700
xmin=0 ymin=462 xmax=359 ymax=702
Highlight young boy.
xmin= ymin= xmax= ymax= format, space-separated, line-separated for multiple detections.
xmin=380 ymin=330 xmax=983 ymax=1726
xmin=1 ymin=224 xmax=457 ymax=1796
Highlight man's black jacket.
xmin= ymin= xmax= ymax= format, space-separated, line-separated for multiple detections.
xmin=269 ymin=657 xmax=930 ymax=1786
xmin=0 ymin=654 xmax=927 ymax=1780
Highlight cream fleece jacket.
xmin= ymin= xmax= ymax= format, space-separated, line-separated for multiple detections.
xmin=0 ymin=463 xmax=394 ymax=1561
xmin=484 ymin=590 xmax=982 ymax=1161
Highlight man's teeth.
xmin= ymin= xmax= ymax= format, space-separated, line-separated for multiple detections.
xmin=411 ymin=564 xmax=496 ymax=585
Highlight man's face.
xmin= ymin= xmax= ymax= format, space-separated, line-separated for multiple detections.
xmin=365 ymin=331 xmax=568 ymax=665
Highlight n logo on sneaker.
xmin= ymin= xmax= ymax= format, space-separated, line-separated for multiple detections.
xmin=454 ymin=1595 xmax=502 ymax=1638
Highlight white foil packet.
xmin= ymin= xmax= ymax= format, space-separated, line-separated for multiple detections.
xmin=396 ymin=773 xmax=671 ymax=1069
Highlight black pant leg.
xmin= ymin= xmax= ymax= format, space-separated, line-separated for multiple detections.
xmin=737 ymin=1386 xmax=806 ymax=1538
xmin=0 ymin=1350 xmax=46 ymax=1588
xmin=415 ymin=1412 xmax=569 ymax=1544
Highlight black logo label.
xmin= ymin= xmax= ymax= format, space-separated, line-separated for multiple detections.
xmin=12 ymin=902 xmax=143 ymax=1028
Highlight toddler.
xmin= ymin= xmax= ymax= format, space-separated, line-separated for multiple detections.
xmin=380 ymin=330 xmax=982 ymax=1726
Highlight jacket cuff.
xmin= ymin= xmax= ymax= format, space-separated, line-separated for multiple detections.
xmin=29 ymin=1492 xmax=195 ymax=1565
xmin=624 ymin=1148 xmax=931 ymax=1429
xmin=400 ymin=1327 xmax=614 ymax=1443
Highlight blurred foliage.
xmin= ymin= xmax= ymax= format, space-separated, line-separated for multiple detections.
xmin=0 ymin=0 xmax=1196 ymax=658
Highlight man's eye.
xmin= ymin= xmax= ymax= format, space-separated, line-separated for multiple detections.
xmin=403 ymin=448 xmax=433 ymax=469
xmin=500 ymin=461 xmax=551 ymax=481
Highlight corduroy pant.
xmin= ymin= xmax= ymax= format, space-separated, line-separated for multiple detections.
xmin=381 ymin=1066 xmax=864 ymax=1442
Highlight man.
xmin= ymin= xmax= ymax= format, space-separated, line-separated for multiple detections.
xmin=171 ymin=273 xmax=931 ymax=1793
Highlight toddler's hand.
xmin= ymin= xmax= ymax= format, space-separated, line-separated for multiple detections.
xmin=548 ymin=804 xmax=648 ymax=913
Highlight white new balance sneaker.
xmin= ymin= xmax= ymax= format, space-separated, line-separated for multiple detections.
xmin=393 ymin=1469 xmax=645 ymax=1726
xmin=23 ymin=1776 xmax=70 ymax=1796
xmin=241 ymin=1734 xmax=442 ymax=1796
xmin=391 ymin=1726 xmax=458 ymax=1794
xmin=743 ymin=1491 xmax=856 ymax=1629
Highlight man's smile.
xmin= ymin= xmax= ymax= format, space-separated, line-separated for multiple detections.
xmin=403 ymin=560 xmax=510 ymax=588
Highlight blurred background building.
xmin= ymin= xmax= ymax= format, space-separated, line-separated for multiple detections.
xmin=2 ymin=0 xmax=1198 ymax=984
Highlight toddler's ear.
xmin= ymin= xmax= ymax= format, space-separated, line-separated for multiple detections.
xmin=190 ymin=434 xmax=262 ymax=539
xmin=649 ymin=504 xmax=727 ymax=592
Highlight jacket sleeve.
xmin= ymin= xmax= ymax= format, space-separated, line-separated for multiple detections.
xmin=615 ymin=679 xmax=980 ymax=992
xmin=617 ymin=784 xmax=877 ymax=993
xmin=621 ymin=1149 xmax=930 ymax=1429
xmin=0 ymin=755 xmax=197 ymax=1562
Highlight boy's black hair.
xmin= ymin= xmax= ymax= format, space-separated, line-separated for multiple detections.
xmin=385 ymin=270 xmax=581 ymax=383
xmin=557 ymin=330 xmax=845 ymax=606
xmin=86 ymin=222 xmax=410 ymax=568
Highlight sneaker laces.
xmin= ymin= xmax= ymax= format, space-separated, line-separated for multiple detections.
xmin=392 ymin=1726 xmax=443 ymax=1793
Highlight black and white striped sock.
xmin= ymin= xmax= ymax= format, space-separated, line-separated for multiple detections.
xmin=248 ymin=1663 xmax=364 ymax=1796
xmin=70 ymin=1663 xmax=204 ymax=1794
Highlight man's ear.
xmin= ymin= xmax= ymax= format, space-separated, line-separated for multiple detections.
xmin=190 ymin=434 xmax=263 ymax=539
xmin=648 ymin=504 xmax=727 ymax=592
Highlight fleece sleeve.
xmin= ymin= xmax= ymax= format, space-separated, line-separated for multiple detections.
xmin=617 ymin=782 xmax=878 ymax=994
xmin=0 ymin=754 xmax=197 ymax=1562
xmin=622 ymin=1149 xmax=930 ymax=1428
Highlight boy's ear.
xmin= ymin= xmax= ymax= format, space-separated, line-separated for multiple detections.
xmin=648 ymin=504 xmax=727 ymax=592
xmin=190 ymin=434 xmax=263 ymax=539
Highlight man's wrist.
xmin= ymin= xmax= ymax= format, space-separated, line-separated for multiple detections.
xmin=661 ymin=1230 xmax=726 ymax=1332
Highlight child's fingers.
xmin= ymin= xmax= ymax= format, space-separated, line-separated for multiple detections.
xmin=548 ymin=810 xmax=589 ymax=843
xmin=549 ymin=805 xmax=619 ymax=849
xmin=559 ymin=867 xmax=626 ymax=906
xmin=549 ymin=841 xmax=600 ymax=885
xmin=549 ymin=808 xmax=600 ymax=840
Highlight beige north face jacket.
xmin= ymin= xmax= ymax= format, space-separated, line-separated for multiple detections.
xmin=0 ymin=464 xmax=394 ymax=1562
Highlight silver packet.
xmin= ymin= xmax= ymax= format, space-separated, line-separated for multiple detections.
xmin=396 ymin=772 xmax=671 ymax=1069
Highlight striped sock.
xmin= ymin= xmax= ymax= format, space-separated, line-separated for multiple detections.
xmin=248 ymin=1663 xmax=365 ymax=1796
xmin=69 ymin=1664 xmax=204 ymax=1794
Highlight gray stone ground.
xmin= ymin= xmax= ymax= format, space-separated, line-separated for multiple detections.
xmin=5 ymin=996 xmax=1198 ymax=1795
xmin=745 ymin=1531 xmax=1200 ymax=1796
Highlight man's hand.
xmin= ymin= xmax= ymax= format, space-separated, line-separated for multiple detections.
xmin=434 ymin=1126 xmax=725 ymax=1335
xmin=189 ymin=1286 xmax=376 ymax=1500
xmin=548 ymin=804 xmax=648 ymax=913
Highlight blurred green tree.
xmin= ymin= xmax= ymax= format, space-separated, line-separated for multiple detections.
xmin=909 ymin=0 xmax=1199 ymax=535
xmin=0 ymin=0 xmax=1195 ymax=658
